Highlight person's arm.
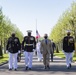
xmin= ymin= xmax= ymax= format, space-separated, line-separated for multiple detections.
xmin=33 ymin=37 xmax=36 ymax=49
xmin=22 ymin=37 xmax=25 ymax=50
xmin=17 ymin=38 xmax=21 ymax=53
xmin=72 ymin=37 xmax=75 ymax=52
xmin=18 ymin=38 xmax=21 ymax=50
xmin=63 ymin=37 xmax=65 ymax=51
xmin=6 ymin=38 xmax=10 ymax=53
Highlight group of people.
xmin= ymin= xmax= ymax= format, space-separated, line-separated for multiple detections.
xmin=6 ymin=30 xmax=75 ymax=71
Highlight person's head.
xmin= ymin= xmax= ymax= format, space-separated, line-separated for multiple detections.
xmin=44 ymin=34 xmax=48 ymax=39
xmin=66 ymin=30 xmax=71 ymax=36
xmin=11 ymin=32 xmax=15 ymax=37
xmin=27 ymin=30 xmax=32 ymax=36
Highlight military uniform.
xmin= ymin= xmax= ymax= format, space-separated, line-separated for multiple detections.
xmin=22 ymin=31 xmax=36 ymax=70
xmin=6 ymin=35 xmax=21 ymax=70
xmin=63 ymin=33 xmax=75 ymax=69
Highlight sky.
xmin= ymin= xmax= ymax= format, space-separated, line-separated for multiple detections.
xmin=0 ymin=0 xmax=76 ymax=36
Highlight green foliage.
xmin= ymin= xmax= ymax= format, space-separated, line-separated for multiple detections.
xmin=0 ymin=6 xmax=23 ymax=45
xmin=49 ymin=1 xmax=76 ymax=55
xmin=49 ymin=1 xmax=76 ymax=43
xmin=0 ymin=54 xmax=8 ymax=64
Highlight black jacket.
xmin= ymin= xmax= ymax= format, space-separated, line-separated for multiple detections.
xmin=63 ymin=36 xmax=75 ymax=52
xmin=6 ymin=37 xmax=21 ymax=53
xmin=22 ymin=36 xmax=36 ymax=52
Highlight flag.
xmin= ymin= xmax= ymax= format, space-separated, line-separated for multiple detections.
xmin=36 ymin=30 xmax=40 ymax=39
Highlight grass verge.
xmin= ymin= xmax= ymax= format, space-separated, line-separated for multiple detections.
xmin=0 ymin=54 xmax=8 ymax=64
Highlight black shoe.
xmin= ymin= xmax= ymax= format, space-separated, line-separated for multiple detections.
xmin=67 ymin=66 xmax=70 ymax=69
xmin=9 ymin=68 xmax=12 ymax=71
xmin=25 ymin=66 xmax=28 ymax=70
xmin=69 ymin=63 xmax=71 ymax=68
xmin=14 ymin=69 xmax=17 ymax=71
xmin=47 ymin=65 xmax=50 ymax=69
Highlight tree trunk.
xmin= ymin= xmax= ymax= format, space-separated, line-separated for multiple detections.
xmin=4 ymin=38 xmax=7 ymax=54
xmin=56 ymin=44 xmax=59 ymax=53
xmin=0 ymin=40 xmax=3 ymax=57
xmin=74 ymin=42 xmax=76 ymax=56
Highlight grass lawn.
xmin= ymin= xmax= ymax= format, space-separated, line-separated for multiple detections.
xmin=0 ymin=54 xmax=8 ymax=64
xmin=54 ymin=50 xmax=76 ymax=61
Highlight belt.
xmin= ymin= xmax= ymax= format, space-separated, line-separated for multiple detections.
xmin=26 ymin=44 xmax=33 ymax=46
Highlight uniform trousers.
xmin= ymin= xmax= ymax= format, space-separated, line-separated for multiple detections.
xmin=8 ymin=52 xmax=18 ymax=69
xmin=24 ymin=51 xmax=33 ymax=68
xmin=64 ymin=51 xmax=74 ymax=67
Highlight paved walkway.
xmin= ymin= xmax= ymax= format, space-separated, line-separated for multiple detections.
xmin=0 ymin=54 xmax=76 ymax=75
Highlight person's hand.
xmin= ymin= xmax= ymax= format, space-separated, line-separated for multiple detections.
xmin=6 ymin=50 xmax=8 ymax=53
xmin=33 ymin=49 xmax=36 ymax=51
xmin=73 ymin=50 xmax=75 ymax=53
xmin=18 ymin=50 xmax=21 ymax=53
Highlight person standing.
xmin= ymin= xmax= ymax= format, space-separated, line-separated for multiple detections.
xmin=63 ymin=30 xmax=75 ymax=69
xmin=40 ymin=34 xmax=53 ymax=69
xmin=51 ymin=40 xmax=56 ymax=62
xmin=36 ymin=40 xmax=42 ymax=61
xmin=6 ymin=32 xmax=21 ymax=71
xmin=22 ymin=30 xmax=36 ymax=70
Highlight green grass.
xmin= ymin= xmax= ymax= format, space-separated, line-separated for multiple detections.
xmin=54 ymin=50 xmax=76 ymax=61
xmin=0 ymin=54 xmax=8 ymax=64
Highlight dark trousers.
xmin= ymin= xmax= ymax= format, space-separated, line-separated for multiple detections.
xmin=51 ymin=50 xmax=54 ymax=61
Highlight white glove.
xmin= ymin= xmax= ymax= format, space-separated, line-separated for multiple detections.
xmin=18 ymin=50 xmax=21 ymax=53
xmin=33 ymin=49 xmax=36 ymax=51
xmin=6 ymin=50 xmax=8 ymax=53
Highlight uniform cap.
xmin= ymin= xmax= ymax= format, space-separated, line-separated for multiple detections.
xmin=27 ymin=30 xmax=32 ymax=33
xmin=11 ymin=31 xmax=15 ymax=34
xmin=66 ymin=30 xmax=71 ymax=33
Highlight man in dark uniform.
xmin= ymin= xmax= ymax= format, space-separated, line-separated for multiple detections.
xmin=22 ymin=30 xmax=36 ymax=70
xmin=63 ymin=30 xmax=75 ymax=69
xmin=6 ymin=32 xmax=21 ymax=71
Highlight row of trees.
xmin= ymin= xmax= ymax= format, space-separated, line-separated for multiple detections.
xmin=0 ymin=7 xmax=23 ymax=57
xmin=49 ymin=1 xmax=76 ymax=54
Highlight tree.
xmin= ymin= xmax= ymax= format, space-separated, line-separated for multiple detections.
xmin=49 ymin=1 xmax=76 ymax=55
xmin=0 ymin=7 xmax=4 ymax=57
